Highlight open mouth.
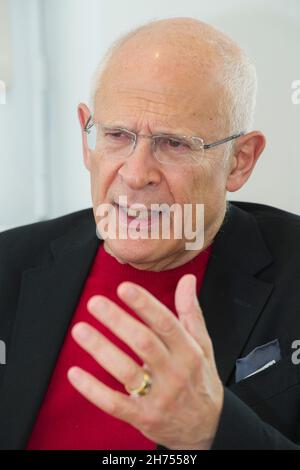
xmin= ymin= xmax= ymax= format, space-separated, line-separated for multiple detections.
xmin=114 ymin=202 xmax=164 ymax=228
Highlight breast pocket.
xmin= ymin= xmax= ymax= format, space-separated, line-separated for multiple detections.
xmin=229 ymin=354 xmax=300 ymax=406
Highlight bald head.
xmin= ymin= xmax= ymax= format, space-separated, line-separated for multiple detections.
xmin=90 ymin=17 xmax=257 ymax=137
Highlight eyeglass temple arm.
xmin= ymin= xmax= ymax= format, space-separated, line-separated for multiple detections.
xmin=203 ymin=132 xmax=245 ymax=150
xmin=84 ymin=116 xmax=93 ymax=132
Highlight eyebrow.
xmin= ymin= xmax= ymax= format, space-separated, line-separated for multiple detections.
xmin=100 ymin=122 xmax=200 ymax=137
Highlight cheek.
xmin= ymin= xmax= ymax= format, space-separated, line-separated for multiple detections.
xmin=195 ymin=161 xmax=228 ymax=229
xmin=179 ymin=161 xmax=227 ymax=222
xmin=89 ymin=154 xmax=119 ymax=204
xmin=174 ymin=162 xmax=221 ymax=203
xmin=186 ymin=161 xmax=224 ymax=204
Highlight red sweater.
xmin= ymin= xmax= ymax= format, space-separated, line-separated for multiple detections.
xmin=26 ymin=243 xmax=212 ymax=450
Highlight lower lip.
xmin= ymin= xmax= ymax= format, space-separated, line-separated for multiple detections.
xmin=115 ymin=204 xmax=161 ymax=229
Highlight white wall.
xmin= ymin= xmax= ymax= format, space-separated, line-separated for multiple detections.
xmin=1 ymin=0 xmax=300 ymax=232
xmin=0 ymin=0 xmax=48 ymax=230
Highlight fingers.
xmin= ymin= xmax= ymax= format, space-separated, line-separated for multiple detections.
xmin=116 ymin=282 xmax=196 ymax=355
xmin=67 ymin=366 xmax=139 ymax=425
xmin=175 ymin=274 xmax=212 ymax=356
xmin=71 ymin=322 xmax=147 ymax=392
xmin=86 ymin=296 xmax=170 ymax=372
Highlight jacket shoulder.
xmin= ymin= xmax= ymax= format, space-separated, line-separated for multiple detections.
xmin=0 ymin=208 xmax=94 ymax=270
xmin=229 ymin=201 xmax=300 ymax=260
xmin=230 ymin=201 xmax=300 ymax=223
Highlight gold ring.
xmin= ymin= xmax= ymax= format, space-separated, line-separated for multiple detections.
xmin=125 ymin=368 xmax=152 ymax=397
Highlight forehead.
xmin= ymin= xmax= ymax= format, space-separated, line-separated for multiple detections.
xmin=96 ymin=87 xmax=198 ymax=132
xmin=93 ymin=44 xmax=224 ymax=135
xmin=94 ymin=80 xmax=224 ymax=138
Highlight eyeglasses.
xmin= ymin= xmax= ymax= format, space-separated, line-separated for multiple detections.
xmin=83 ymin=116 xmax=245 ymax=166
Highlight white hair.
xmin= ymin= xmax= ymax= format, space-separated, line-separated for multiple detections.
xmin=219 ymin=48 xmax=257 ymax=133
xmin=89 ymin=19 xmax=257 ymax=158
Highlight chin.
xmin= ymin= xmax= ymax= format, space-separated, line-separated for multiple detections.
xmin=105 ymin=237 xmax=174 ymax=266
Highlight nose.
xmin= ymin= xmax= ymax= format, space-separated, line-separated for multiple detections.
xmin=117 ymin=137 xmax=162 ymax=190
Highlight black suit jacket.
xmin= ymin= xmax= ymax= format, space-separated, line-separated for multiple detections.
xmin=0 ymin=201 xmax=300 ymax=450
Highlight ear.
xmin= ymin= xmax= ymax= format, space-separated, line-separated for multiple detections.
xmin=226 ymin=131 xmax=266 ymax=192
xmin=77 ymin=103 xmax=92 ymax=171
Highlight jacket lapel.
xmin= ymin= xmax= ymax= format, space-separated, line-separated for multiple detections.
xmin=199 ymin=203 xmax=274 ymax=385
xmin=0 ymin=215 xmax=100 ymax=449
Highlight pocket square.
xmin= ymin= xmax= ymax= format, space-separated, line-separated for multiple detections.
xmin=235 ymin=338 xmax=282 ymax=383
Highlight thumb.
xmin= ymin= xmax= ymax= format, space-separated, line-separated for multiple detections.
xmin=175 ymin=274 xmax=209 ymax=347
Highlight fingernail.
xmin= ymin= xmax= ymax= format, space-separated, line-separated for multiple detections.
xmin=73 ymin=324 xmax=91 ymax=340
xmin=124 ymin=285 xmax=138 ymax=299
xmin=68 ymin=367 xmax=82 ymax=384
xmin=88 ymin=296 xmax=106 ymax=310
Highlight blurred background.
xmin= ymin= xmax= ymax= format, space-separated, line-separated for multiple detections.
xmin=0 ymin=0 xmax=299 ymax=231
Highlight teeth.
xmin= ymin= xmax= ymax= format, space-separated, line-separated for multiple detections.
xmin=118 ymin=205 xmax=161 ymax=218
xmin=124 ymin=207 xmax=149 ymax=218
xmin=119 ymin=206 xmax=140 ymax=217
xmin=137 ymin=210 xmax=150 ymax=218
xmin=127 ymin=207 xmax=138 ymax=217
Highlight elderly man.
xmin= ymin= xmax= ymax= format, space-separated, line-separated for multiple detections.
xmin=0 ymin=17 xmax=300 ymax=450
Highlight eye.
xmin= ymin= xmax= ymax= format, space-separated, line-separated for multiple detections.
xmin=102 ymin=129 xmax=134 ymax=147
xmin=159 ymin=137 xmax=191 ymax=153
xmin=104 ymin=130 xmax=128 ymax=139
xmin=169 ymin=139 xmax=186 ymax=148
